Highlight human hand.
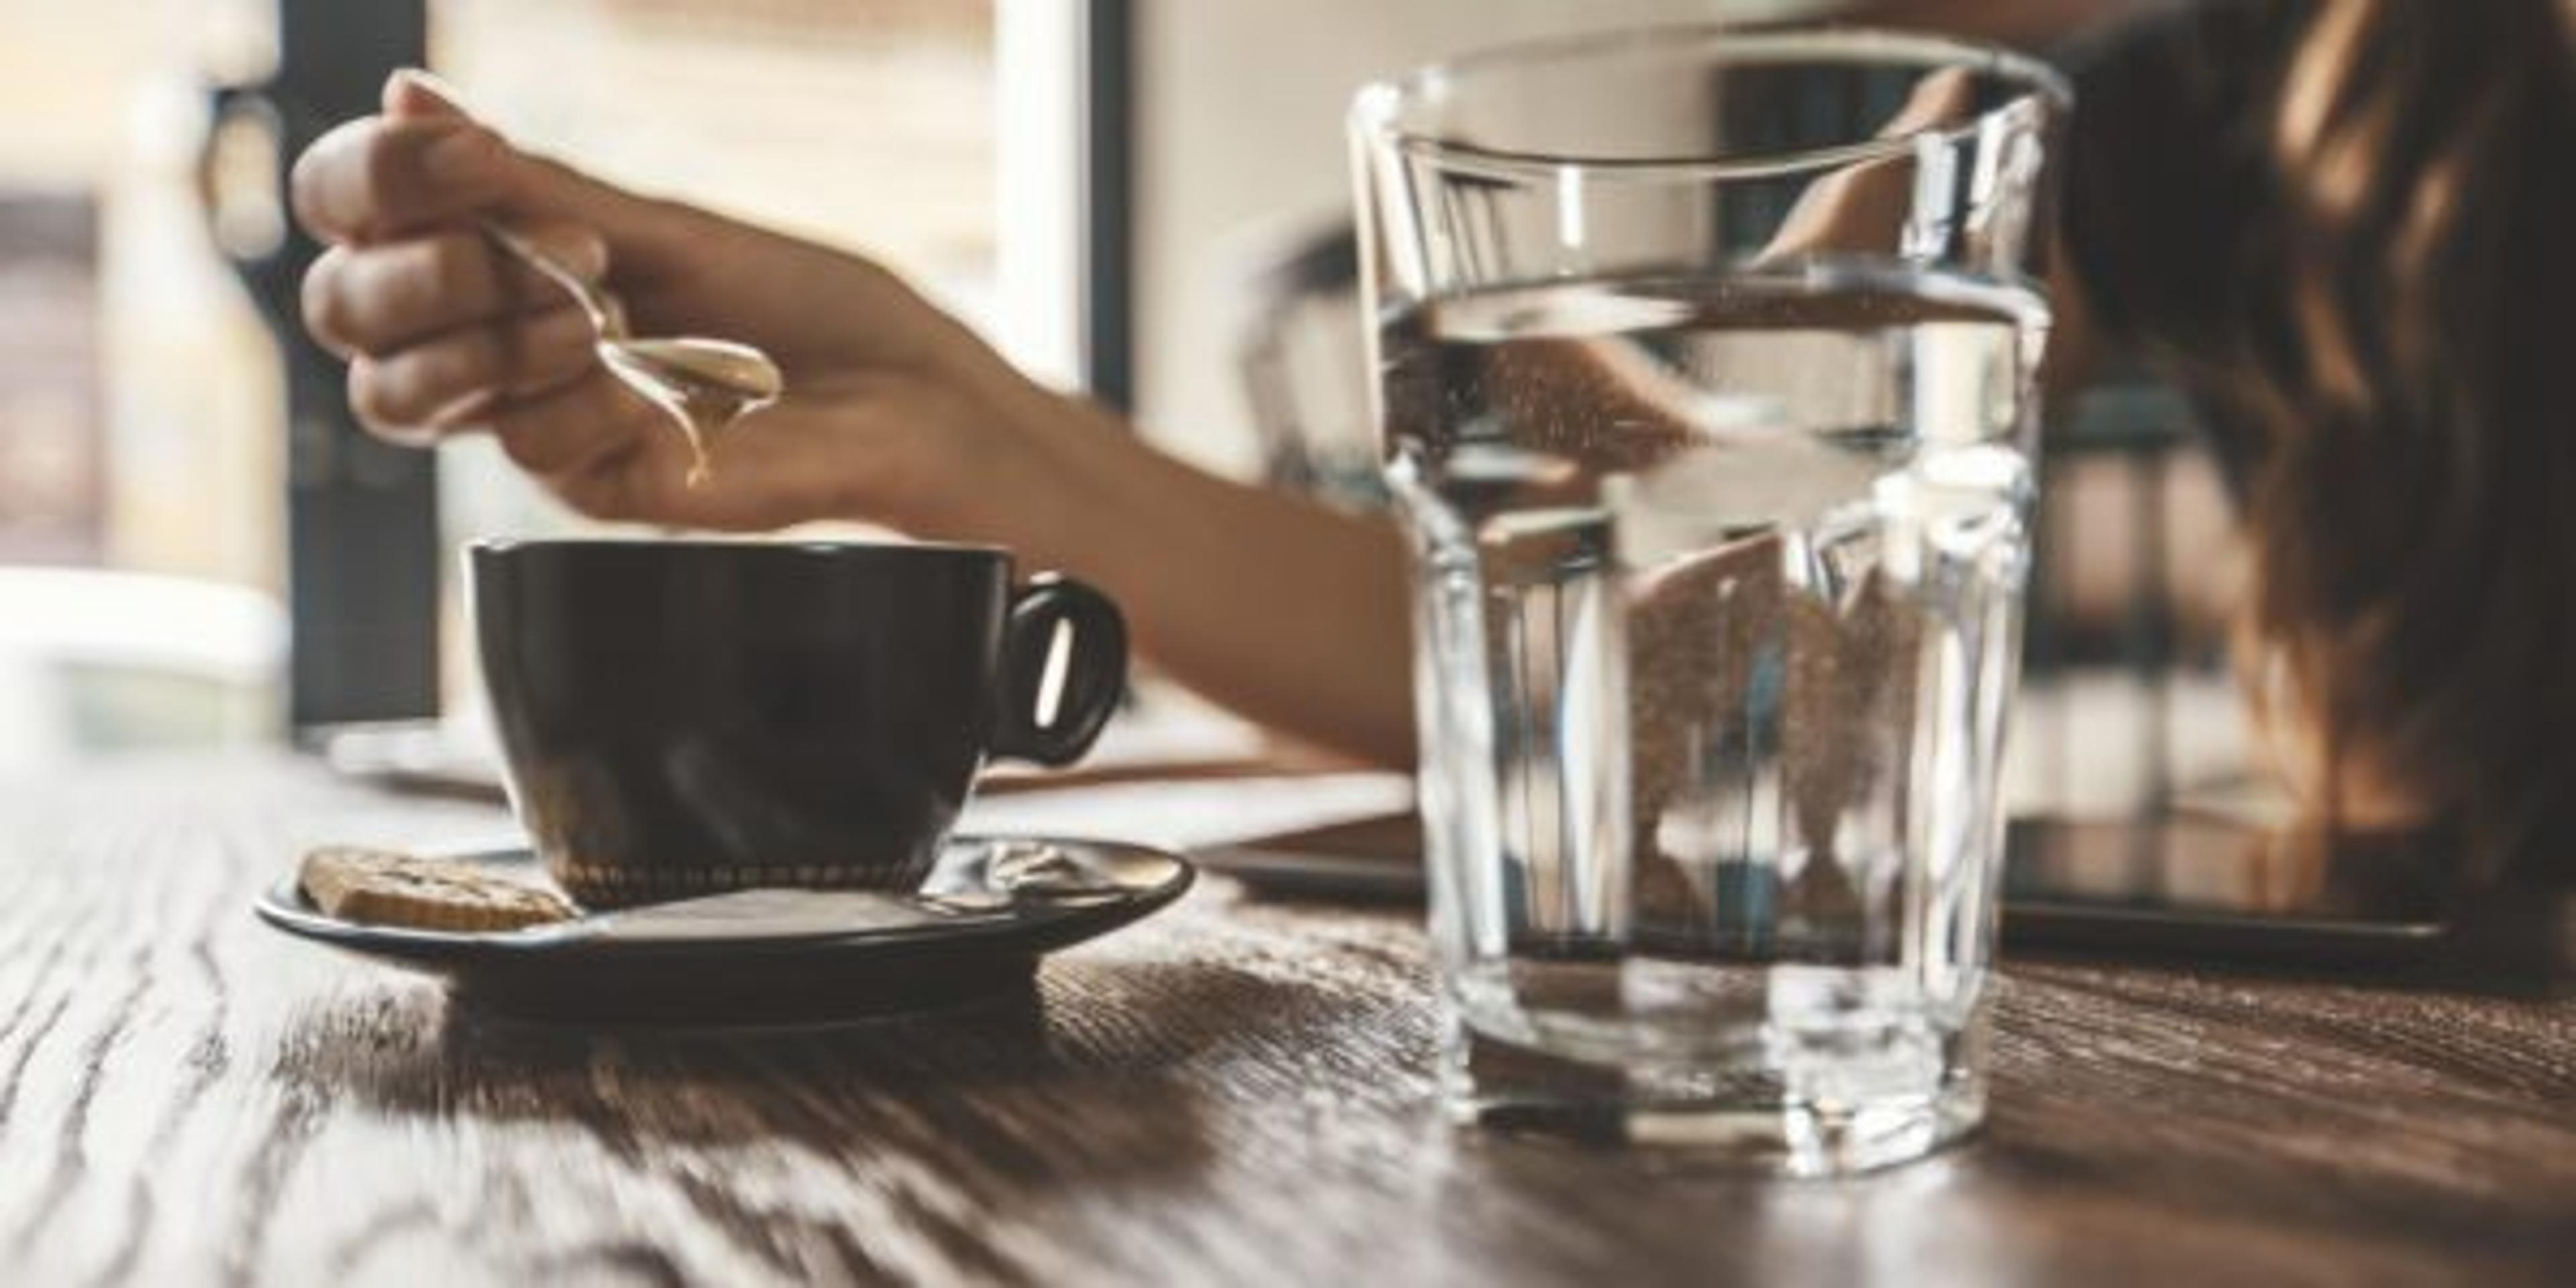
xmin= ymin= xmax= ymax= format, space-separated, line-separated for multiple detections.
xmin=292 ymin=70 xmax=1059 ymax=535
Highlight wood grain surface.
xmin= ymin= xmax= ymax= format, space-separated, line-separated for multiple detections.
xmin=1 ymin=755 xmax=2571 ymax=1287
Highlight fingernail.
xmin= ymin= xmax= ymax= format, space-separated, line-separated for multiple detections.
xmin=557 ymin=229 xmax=611 ymax=282
xmin=387 ymin=68 xmax=476 ymax=119
xmin=422 ymin=127 xmax=500 ymax=188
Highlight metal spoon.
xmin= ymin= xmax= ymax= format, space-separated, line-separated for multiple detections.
xmin=480 ymin=219 xmax=784 ymax=487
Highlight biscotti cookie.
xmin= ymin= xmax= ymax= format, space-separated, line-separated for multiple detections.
xmin=299 ymin=846 xmax=578 ymax=932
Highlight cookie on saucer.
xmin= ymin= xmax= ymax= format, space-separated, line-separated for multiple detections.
xmin=299 ymin=846 xmax=577 ymax=932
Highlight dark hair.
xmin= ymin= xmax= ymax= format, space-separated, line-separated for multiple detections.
xmin=2070 ymin=0 xmax=2576 ymax=877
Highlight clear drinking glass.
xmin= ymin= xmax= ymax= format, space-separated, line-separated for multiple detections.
xmin=1351 ymin=28 xmax=2067 ymax=1174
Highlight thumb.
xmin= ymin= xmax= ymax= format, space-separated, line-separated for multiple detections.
xmin=378 ymin=70 xmax=665 ymax=248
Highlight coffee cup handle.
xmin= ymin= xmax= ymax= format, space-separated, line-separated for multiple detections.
xmin=991 ymin=573 xmax=1128 ymax=766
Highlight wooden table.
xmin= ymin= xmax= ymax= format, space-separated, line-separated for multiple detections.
xmin=2 ymin=754 xmax=2571 ymax=1286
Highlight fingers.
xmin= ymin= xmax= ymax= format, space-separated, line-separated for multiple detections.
xmin=292 ymin=69 xmax=636 ymax=249
xmin=290 ymin=113 xmax=511 ymax=244
xmin=345 ymin=305 xmax=598 ymax=435
xmin=485 ymin=369 xmax=667 ymax=478
xmin=303 ymin=221 xmax=607 ymax=355
xmin=350 ymin=347 xmax=668 ymax=489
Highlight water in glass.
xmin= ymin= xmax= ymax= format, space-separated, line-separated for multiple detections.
xmin=1382 ymin=260 xmax=2041 ymax=1166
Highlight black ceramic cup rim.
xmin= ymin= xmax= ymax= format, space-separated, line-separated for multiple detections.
xmin=469 ymin=537 xmax=1012 ymax=563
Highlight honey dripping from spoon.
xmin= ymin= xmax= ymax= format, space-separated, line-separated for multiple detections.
xmin=595 ymin=338 xmax=784 ymax=488
xmin=476 ymin=220 xmax=784 ymax=490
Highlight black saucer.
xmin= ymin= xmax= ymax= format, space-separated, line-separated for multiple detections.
xmin=254 ymin=835 xmax=1193 ymax=1026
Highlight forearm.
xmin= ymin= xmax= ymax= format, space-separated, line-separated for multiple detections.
xmin=947 ymin=385 xmax=1417 ymax=768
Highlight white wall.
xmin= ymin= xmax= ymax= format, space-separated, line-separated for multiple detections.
xmin=1131 ymin=0 xmax=1836 ymax=475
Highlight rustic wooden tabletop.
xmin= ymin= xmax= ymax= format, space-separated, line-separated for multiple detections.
xmin=1 ymin=755 xmax=2570 ymax=1286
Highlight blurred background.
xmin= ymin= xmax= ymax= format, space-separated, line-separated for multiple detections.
xmin=0 ymin=0 xmax=2253 ymax=820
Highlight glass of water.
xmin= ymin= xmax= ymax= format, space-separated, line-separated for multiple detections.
xmin=1352 ymin=28 xmax=2067 ymax=1173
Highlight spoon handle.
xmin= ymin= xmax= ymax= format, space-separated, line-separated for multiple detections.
xmin=478 ymin=218 xmax=629 ymax=339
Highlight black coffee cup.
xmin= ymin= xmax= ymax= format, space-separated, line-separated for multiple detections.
xmin=469 ymin=539 xmax=1126 ymax=908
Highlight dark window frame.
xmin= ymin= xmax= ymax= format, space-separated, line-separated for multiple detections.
xmin=1082 ymin=0 xmax=1136 ymax=413
xmin=219 ymin=0 xmax=440 ymax=732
